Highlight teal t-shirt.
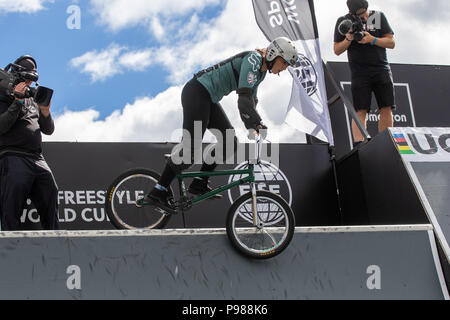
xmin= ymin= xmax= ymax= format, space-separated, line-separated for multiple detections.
xmin=197 ymin=51 xmax=267 ymax=104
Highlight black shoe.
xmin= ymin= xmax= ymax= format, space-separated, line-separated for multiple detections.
xmin=353 ymin=141 xmax=363 ymax=149
xmin=188 ymin=178 xmax=223 ymax=200
xmin=140 ymin=188 xmax=176 ymax=215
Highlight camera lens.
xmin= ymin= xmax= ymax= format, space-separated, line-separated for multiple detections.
xmin=338 ymin=19 xmax=353 ymax=36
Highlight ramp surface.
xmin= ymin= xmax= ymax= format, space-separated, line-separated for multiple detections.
xmin=0 ymin=226 xmax=447 ymax=300
xmin=390 ymin=128 xmax=450 ymax=263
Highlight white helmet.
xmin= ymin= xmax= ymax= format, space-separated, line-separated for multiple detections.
xmin=266 ymin=37 xmax=298 ymax=67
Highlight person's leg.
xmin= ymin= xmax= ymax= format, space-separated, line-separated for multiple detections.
xmin=351 ymin=109 xmax=368 ymax=144
xmin=351 ymin=76 xmax=372 ymax=145
xmin=378 ymin=106 xmax=393 ymax=133
xmin=188 ymin=102 xmax=238 ymax=198
xmin=0 ymin=156 xmax=34 ymax=231
xmin=373 ymin=71 xmax=396 ymax=134
xmin=29 ymin=159 xmax=59 ymax=230
xmin=200 ymin=102 xmax=237 ymax=173
xmin=145 ymin=78 xmax=212 ymax=211
xmin=157 ymin=78 xmax=211 ymax=189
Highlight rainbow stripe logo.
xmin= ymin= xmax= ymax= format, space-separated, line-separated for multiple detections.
xmin=393 ymin=134 xmax=415 ymax=154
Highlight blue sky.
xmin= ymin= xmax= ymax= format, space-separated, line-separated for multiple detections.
xmin=0 ymin=0 xmax=226 ymax=119
xmin=1 ymin=0 xmax=448 ymax=142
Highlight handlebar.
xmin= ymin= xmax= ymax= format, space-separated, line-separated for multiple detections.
xmin=252 ymin=131 xmax=263 ymax=164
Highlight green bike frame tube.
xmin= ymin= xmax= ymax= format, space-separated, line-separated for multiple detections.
xmin=176 ymin=165 xmax=255 ymax=204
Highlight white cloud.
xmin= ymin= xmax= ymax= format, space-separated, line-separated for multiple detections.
xmin=118 ymin=49 xmax=154 ymax=71
xmin=50 ymin=86 xmax=183 ymax=142
xmin=55 ymin=0 xmax=304 ymax=143
xmin=70 ymin=43 xmax=125 ymax=82
xmin=70 ymin=44 xmax=155 ymax=82
xmin=0 ymin=0 xmax=54 ymax=13
xmin=54 ymin=0 xmax=450 ymax=144
xmin=89 ymin=0 xmax=221 ymax=37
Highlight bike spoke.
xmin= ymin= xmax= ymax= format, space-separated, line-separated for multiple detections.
xmin=108 ymin=173 xmax=168 ymax=229
xmin=232 ymin=196 xmax=289 ymax=255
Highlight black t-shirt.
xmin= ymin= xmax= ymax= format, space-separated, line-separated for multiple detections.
xmin=0 ymin=92 xmax=55 ymax=158
xmin=334 ymin=11 xmax=394 ymax=77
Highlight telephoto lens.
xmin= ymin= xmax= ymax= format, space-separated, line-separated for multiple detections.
xmin=338 ymin=19 xmax=353 ymax=36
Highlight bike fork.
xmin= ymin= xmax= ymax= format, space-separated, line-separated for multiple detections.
xmin=250 ymin=182 xmax=262 ymax=229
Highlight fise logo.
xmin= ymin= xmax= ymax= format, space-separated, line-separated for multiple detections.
xmin=292 ymin=54 xmax=318 ymax=96
xmin=227 ymin=161 xmax=292 ymax=205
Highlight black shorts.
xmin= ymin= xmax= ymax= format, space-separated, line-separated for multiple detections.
xmin=351 ymin=71 xmax=396 ymax=112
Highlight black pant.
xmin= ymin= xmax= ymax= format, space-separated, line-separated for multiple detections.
xmin=0 ymin=155 xmax=59 ymax=231
xmin=159 ymin=78 xmax=238 ymax=188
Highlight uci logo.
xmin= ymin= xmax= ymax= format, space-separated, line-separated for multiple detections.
xmin=408 ymin=133 xmax=450 ymax=154
xmin=227 ymin=160 xmax=292 ymax=206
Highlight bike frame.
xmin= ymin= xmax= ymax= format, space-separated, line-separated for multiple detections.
xmin=175 ymin=134 xmax=263 ymax=227
xmin=176 ymin=165 xmax=255 ymax=204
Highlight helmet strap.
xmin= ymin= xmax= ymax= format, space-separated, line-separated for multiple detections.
xmin=266 ymin=59 xmax=275 ymax=73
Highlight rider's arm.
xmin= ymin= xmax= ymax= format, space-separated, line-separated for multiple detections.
xmin=237 ymin=87 xmax=262 ymax=129
xmin=236 ymin=52 xmax=263 ymax=129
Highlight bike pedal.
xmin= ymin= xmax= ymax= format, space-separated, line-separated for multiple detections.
xmin=154 ymin=207 xmax=169 ymax=215
xmin=153 ymin=205 xmax=176 ymax=216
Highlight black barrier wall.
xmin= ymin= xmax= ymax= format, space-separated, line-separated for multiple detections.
xmin=17 ymin=142 xmax=340 ymax=230
xmin=325 ymin=62 xmax=450 ymax=159
xmin=337 ymin=130 xmax=429 ymax=225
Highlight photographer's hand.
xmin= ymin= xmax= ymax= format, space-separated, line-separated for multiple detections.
xmin=334 ymin=32 xmax=354 ymax=56
xmin=38 ymin=99 xmax=51 ymax=118
xmin=358 ymin=31 xmax=375 ymax=45
xmin=13 ymin=82 xmax=28 ymax=101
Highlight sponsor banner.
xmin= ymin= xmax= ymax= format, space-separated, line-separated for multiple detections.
xmin=252 ymin=0 xmax=334 ymax=145
xmin=18 ymin=142 xmax=339 ymax=230
xmin=390 ymin=127 xmax=450 ymax=162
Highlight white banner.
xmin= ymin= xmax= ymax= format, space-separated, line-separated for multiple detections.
xmin=252 ymin=0 xmax=334 ymax=145
xmin=390 ymin=127 xmax=450 ymax=162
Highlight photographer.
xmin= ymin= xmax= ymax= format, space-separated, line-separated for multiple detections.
xmin=334 ymin=0 xmax=396 ymax=147
xmin=0 ymin=55 xmax=58 ymax=231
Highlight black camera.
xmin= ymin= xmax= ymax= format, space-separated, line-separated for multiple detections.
xmin=338 ymin=14 xmax=366 ymax=42
xmin=0 ymin=61 xmax=53 ymax=106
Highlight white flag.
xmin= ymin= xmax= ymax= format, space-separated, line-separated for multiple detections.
xmin=252 ymin=0 xmax=334 ymax=145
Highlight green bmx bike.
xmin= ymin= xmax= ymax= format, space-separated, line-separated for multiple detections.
xmin=105 ymin=135 xmax=295 ymax=259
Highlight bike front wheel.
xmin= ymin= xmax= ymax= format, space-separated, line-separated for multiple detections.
xmin=105 ymin=168 xmax=172 ymax=230
xmin=226 ymin=190 xmax=295 ymax=259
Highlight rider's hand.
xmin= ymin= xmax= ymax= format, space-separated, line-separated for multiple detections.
xmin=247 ymin=123 xmax=268 ymax=140
xmin=257 ymin=124 xmax=268 ymax=140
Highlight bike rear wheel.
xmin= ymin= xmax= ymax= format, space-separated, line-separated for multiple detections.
xmin=105 ymin=168 xmax=172 ymax=230
xmin=226 ymin=190 xmax=295 ymax=259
